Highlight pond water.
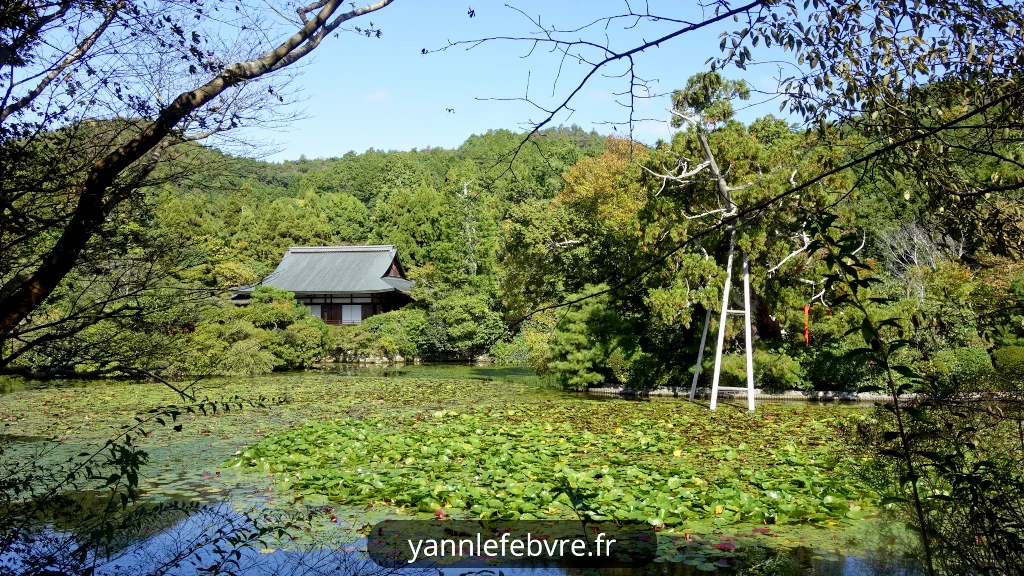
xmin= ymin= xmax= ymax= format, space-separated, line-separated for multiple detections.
xmin=0 ymin=365 xmax=916 ymax=575
xmin=0 ymin=364 xmax=551 ymax=396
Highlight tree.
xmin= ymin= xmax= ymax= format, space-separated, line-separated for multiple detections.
xmin=321 ymin=193 xmax=370 ymax=243
xmin=0 ymin=0 xmax=395 ymax=374
xmin=435 ymin=2 xmax=1021 ymax=258
xmin=637 ymin=73 xmax=851 ymax=335
xmin=547 ymin=284 xmax=638 ymax=390
xmin=511 ymin=73 xmax=861 ymax=394
xmin=498 ymin=137 xmax=643 ymax=319
xmin=370 ymin=179 xmax=465 ymax=273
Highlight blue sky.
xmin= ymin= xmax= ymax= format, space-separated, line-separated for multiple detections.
xmin=250 ymin=1 xmax=793 ymax=161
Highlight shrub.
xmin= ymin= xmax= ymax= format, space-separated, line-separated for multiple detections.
xmin=755 ymin=351 xmax=809 ymax=391
xmin=547 ymin=285 xmax=638 ymax=390
xmin=168 ymin=289 xmax=330 ymax=376
xmin=168 ymin=316 xmax=276 ymax=377
xmin=521 ymin=312 xmax=559 ymax=375
xmin=325 ymin=325 xmax=372 ymax=361
xmin=796 ymin=345 xmax=867 ymax=392
xmin=326 ymin=309 xmax=426 ymax=361
xmin=359 ymin=308 xmax=426 ymax=360
xmin=216 ymin=338 xmax=277 ymax=375
xmin=419 ymin=290 xmax=505 ymax=360
xmin=269 ymin=316 xmax=327 ymax=369
xmin=710 ymin=351 xmax=808 ymax=392
xmin=489 ymin=333 xmax=531 ymax=366
xmin=993 ymin=346 xmax=1024 ymax=377
xmin=621 ymin=351 xmax=669 ymax=389
xmin=931 ymin=347 xmax=994 ymax=381
xmin=243 ymin=286 xmax=311 ymax=329
xmin=713 ymin=354 xmax=748 ymax=388
xmin=366 ymin=307 xmax=425 ymax=356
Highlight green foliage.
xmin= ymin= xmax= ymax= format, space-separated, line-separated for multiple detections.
xmin=930 ymin=347 xmax=994 ymax=381
xmin=671 ymin=71 xmax=750 ymax=127
xmin=793 ymin=345 xmax=867 ymax=393
xmin=992 ymin=346 xmax=1024 ymax=377
xmin=182 ymin=317 xmax=277 ymax=376
xmin=130 ymin=126 xmax=600 ymax=371
xmin=370 ymin=179 xmax=464 ymax=271
xmin=326 ymin=309 xmax=427 ymax=361
xmin=547 ymin=285 xmax=637 ymax=390
xmin=816 ymin=222 xmax=1024 ymax=576
xmin=713 ymin=355 xmax=752 ymax=390
xmin=1 ymin=126 xmax=612 ymax=376
xmin=754 ymin=351 xmax=809 ymax=392
xmin=270 ymin=316 xmax=328 ymax=370
xmin=169 ymin=288 xmax=326 ymax=376
xmin=519 ymin=312 xmax=559 ymax=375
xmin=245 ymin=286 xmax=312 ymax=328
xmin=611 ymin=350 xmax=666 ymax=389
xmin=488 ymin=332 xmax=531 ymax=366
xmin=417 ymin=287 xmax=505 ymax=360
xmin=228 ymin=400 xmax=875 ymax=527
xmin=359 ymin=309 xmax=426 ymax=359
xmin=215 ymin=334 xmax=279 ymax=376
xmin=987 ymin=271 xmax=1024 ymax=346
xmin=318 ymin=192 xmax=370 ymax=242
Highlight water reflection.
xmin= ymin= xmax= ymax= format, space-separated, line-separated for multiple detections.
xmin=12 ymin=505 xmax=915 ymax=576
xmin=3 ymin=486 xmax=915 ymax=576
xmin=0 ymin=375 xmax=129 ymax=395
xmin=319 ymin=362 xmax=560 ymax=387
xmin=87 ymin=504 xmax=391 ymax=576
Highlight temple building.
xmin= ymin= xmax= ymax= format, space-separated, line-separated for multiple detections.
xmin=232 ymin=245 xmax=413 ymax=325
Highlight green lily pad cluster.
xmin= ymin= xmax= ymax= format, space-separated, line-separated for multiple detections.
xmin=227 ymin=406 xmax=875 ymax=527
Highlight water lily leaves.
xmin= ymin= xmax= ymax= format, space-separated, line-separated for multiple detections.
xmin=1 ymin=371 xmax=869 ymax=565
xmin=845 ymin=505 xmax=868 ymax=520
xmin=231 ymin=407 xmax=876 ymax=529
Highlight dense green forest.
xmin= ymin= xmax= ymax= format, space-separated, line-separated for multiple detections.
xmin=3 ymin=125 xmax=607 ymax=377
xmin=7 ymin=97 xmax=1023 ymax=396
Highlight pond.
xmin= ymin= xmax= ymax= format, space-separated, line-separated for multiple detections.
xmin=0 ymin=365 xmax=916 ymax=575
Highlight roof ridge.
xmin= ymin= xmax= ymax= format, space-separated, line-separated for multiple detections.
xmin=287 ymin=245 xmax=395 ymax=253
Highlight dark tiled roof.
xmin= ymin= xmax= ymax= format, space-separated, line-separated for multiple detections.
xmin=237 ymin=245 xmax=413 ymax=295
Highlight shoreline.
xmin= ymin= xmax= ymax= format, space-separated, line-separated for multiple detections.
xmin=586 ymin=386 xmax=903 ymax=403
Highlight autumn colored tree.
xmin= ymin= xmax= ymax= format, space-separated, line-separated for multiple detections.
xmin=500 ymin=137 xmax=647 ymax=319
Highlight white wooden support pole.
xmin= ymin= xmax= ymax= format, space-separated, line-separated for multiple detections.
xmin=742 ymin=252 xmax=756 ymax=411
xmin=689 ymin=308 xmax=712 ymax=401
xmin=709 ymin=230 xmax=735 ymax=411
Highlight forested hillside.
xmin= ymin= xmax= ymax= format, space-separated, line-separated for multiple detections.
xmin=155 ymin=126 xmax=604 ymax=283
xmin=3 ymin=126 xmax=608 ymax=375
xmin=5 ymin=86 xmax=1024 ymax=393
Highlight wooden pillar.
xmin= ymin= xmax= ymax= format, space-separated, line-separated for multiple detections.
xmin=743 ymin=252 xmax=755 ymax=411
xmin=710 ymin=231 xmax=735 ymax=411
xmin=689 ymin=308 xmax=712 ymax=401
xmin=688 ymin=309 xmax=712 ymax=399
